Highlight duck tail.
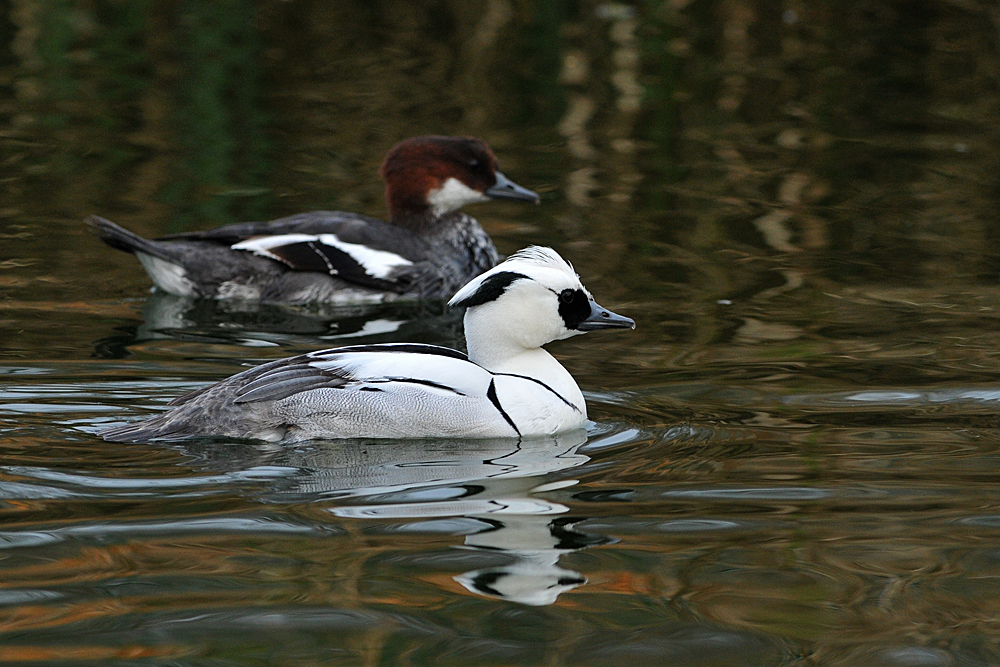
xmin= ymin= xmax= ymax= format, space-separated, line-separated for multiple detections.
xmin=99 ymin=418 xmax=186 ymax=443
xmin=85 ymin=215 xmax=175 ymax=262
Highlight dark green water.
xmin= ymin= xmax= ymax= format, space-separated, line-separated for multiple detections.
xmin=4 ymin=1 xmax=1000 ymax=665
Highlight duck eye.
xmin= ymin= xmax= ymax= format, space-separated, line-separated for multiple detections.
xmin=559 ymin=289 xmax=576 ymax=304
xmin=468 ymin=159 xmax=480 ymax=168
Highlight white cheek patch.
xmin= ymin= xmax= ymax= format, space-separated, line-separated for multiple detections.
xmin=427 ymin=177 xmax=489 ymax=216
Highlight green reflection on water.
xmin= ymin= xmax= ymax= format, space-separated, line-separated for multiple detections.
xmin=4 ymin=4 xmax=1000 ymax=661
xmin=164 ymin=0 xmax=270 ymax=230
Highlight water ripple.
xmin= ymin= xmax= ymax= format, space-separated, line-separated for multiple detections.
xmin=2 ymin=465 xmax=297 ymax=494
xmin=0 ymin=517 xmax=324 ymax=550
xmin=660 ymin=487 xmax=831 ymax=501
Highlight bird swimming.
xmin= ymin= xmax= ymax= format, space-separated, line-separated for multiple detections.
xmin=100 ymin=246 xmax=634 ymax=443
xmin=87 ymin=135 xmax=539 ymax=305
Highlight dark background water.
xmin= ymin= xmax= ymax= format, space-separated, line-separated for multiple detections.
xmin=4 ymin=1 xmax=1000 ymax=665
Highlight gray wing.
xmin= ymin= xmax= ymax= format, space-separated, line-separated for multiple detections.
xmin=166 ymin=354 xmax=353 ymax=408
xmin=231 ymin=355 xmax=353 ymax=404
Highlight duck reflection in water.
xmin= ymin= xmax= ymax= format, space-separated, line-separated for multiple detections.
xmin=181 ymin=428 xmax=623 ymax=605
xmin=92 ymin=290 xmax=462 ymax=359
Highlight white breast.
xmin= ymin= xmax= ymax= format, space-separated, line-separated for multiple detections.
xmin=492 ymin=374 xmax=587 ymax=436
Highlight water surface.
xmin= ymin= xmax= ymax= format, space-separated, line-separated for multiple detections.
xmin=4 ymin=1 xmax=1000 ymax=665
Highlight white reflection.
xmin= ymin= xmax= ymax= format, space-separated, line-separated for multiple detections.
xmin=265 ymin=429 xmax=604 ymax=606
xmin=456 ymin=513 xmax=590 ymax=606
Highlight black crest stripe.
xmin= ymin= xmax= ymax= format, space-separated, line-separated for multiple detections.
xmin=487 ymin=379 xmax=521 ymax=436
xmin=451 ymin=271 xmax=528 ymax=308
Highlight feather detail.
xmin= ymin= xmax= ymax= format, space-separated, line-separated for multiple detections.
xmin=231 ymin=345 xmax=491 ymax=406
xmin=231 ymin=233 xmax=413 ymax=288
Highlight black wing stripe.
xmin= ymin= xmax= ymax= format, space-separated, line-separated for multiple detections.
xmin=262 ymin=241 xmax=329 ymax=273
xmin=245 ymin=240 xmax=404 ymax=291
xmin=234 ymin=364 xmax=470 ymax=405
xmin=487 ymin=379 xmax=521 ymax=436
xmin=493 ymin=373 xmax=582 ymax=413
xmin=315 ymin=343 xmax=469 ymax=361
xmin=369 ymin=378 xmax=467 ymax=396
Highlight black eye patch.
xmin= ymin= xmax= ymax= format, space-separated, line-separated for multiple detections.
xmin=451 ymin=271 xmax=528 ymax=308
xmin=558 ymin=288 xmax=592 ymax=329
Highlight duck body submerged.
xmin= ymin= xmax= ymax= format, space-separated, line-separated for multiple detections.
xmin=101 ymin=247 xmax=635 ymax=443
xmin=87 ymin=136 xmax=539 ymax=305
xmin=89 ymin=210 xmax=496 ymax=304
xmin=104 ymin=344 xmax=584 ymax=443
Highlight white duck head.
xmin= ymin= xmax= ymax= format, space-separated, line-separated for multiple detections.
xmin=449 ymin=246 xmax=634 ymax=373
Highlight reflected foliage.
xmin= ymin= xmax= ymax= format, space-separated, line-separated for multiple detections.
xmin=5 ymin=1 xmax=1000 ymax=664
xmin=165 ymin=0 xmax=269 ymax=229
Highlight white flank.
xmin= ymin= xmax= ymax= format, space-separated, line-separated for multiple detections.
xmin=427 ymin=177 xmax=489 ymax=216
xmin=310 ymin=351 xmax=489 ymax=397
xmin=135 ymin=253 xmax=196 ymax=297
xmin=316 ymin=234 xmax=412 ymax=279
xmin=231 ymin=234 xmax=320 ymax=262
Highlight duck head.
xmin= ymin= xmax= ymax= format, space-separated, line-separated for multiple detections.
xmin=449 ymin=246 xmax=634 ymax=369
xmin=380 ymin=136 xmax=540 ymax=227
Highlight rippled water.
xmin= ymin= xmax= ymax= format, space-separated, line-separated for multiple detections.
xmin=5 ymin=294 xmax=1000 ymax=665
xmin=6 ymin=1 xmax=1000 ymax=665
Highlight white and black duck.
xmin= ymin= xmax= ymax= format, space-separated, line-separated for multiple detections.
xmin=87 ymin=135 xmax=539 ymax=305
xmin=100 ymin=246 xmax=634 ymax=443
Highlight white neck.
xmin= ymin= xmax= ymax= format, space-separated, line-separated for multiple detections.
xmin=464 ymin=312 xmax=585 ymax=412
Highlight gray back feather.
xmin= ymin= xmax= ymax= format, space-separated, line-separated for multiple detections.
xmin=233 ymin=357 xmax=353 ymax=404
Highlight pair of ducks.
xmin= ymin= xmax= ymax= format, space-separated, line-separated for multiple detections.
xmin=92 ymin=136 xmax=634 ymax=443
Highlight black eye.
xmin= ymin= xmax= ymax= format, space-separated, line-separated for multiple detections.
xmin=559 ymin=289 xmax=576 ymax=304
xmin=469 ymin=158 xmax=480 ymax=168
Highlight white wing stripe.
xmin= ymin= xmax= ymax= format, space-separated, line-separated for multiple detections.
xmin=231 ymin=233 xmax=412 ymax=279
xmin=231 ymin=234 xmax=319 ymax=262
xmin=316 ymin=234 xmax=413 ymax=279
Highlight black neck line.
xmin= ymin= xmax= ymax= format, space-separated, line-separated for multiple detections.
xmin=492 ymin=372 xmax=582 ymax=413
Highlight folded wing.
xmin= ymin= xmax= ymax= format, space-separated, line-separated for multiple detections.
xmin=231 ymin=344 xmax=491 ymax=405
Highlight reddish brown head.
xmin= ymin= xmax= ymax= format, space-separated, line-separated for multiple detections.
xmin=379 ymin=136 xmax=539 ymax=228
